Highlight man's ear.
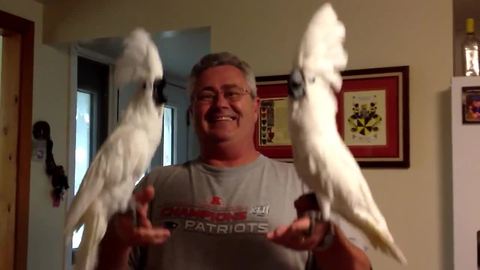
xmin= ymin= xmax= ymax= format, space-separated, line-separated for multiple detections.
xmin=253 ymin=96 xmax=260 ymax=117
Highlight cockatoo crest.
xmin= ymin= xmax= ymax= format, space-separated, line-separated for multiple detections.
xmin=297 ymin=3 xmax=347 ymax=92
xmin=114 ymin=28 xmax=164 ymax=89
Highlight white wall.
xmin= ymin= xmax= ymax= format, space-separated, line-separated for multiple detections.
xmin=0 ymin=0 xmax=455 ymax=269
xmin=0 ymin=1 xmax=71 ymax=269
xmin=28 ymin=45 xmax=70 ymax=270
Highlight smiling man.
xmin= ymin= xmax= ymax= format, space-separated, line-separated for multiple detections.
xmin=96 ymin=52 xmax=371 ymax=270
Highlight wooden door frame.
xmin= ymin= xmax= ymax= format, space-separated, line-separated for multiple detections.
xmin=0 ymin=10 xmax=34 ymax=270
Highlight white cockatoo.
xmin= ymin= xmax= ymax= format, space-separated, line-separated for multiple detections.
xmin=287 ymin=3 xmax=407 ymax=264
xmin=64 ymin=28 xmax=166 ymax=270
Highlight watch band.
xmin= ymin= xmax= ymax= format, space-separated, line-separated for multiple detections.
xmin=314 ymin=221 xmax=335 ymax=251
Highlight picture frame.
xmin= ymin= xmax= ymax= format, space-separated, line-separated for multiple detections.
xmin=255 ymin=66 xmax=410 ymax=168
xmin=462 ymin=86 xmax=480 ymax=124
xmin=254 ymin=75 xmax=291 ymax=161
xmin=338 ymin=66 xmax=410 ymax=168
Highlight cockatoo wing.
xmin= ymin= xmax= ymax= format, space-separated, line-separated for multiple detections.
xmin=64 ymin=125 xmax=150 ymax=236
xmin=317 ymin=136 xmax=406 ymax=263
xmin=289 ymin=3 xmax=407 ymax=264
xmin=63 ymin=150 xmax=106 ymax=236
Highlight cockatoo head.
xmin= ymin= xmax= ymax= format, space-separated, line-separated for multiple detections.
xmin=138 ymin=77 xmax=167 ymax=115
xmin=289 ymin=2 xmax=347 ymax=103
xmin=115 ymin=28 xmax=167 ymax=113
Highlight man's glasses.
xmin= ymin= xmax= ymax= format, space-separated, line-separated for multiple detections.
xmin=193 ymin=86 xmax=250 ymax=104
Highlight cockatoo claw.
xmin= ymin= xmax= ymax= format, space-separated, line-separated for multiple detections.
xmin=305 ymin=210 xmax=324 ymax=236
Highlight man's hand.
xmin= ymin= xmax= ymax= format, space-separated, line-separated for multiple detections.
xmin=96 ymin=185 xmax=170 ymax=270
xmin=266 ymin=192 xmax=328 ymax=250
xmin=111 ymin=185 xmax=170 ymax=247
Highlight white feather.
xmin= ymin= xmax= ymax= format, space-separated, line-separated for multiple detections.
xmin=297 ymin=3 xmax=347 ymax=91
xmin=114 ymin=28 xmax=164 ymax=88
xmin=65 ymin=28 xmax=165 ymax=270
xmin=289 ymin=3 xmax=407 ymax=264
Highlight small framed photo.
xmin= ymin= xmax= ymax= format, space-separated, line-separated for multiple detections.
xmin=254 ymin=75 xmax=292 ymax=161
xmin=462 ymin=86 xmax=480 ymax=124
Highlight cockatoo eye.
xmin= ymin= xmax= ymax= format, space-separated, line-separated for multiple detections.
xmin=288 ymin=68 xmax=305 ymax=100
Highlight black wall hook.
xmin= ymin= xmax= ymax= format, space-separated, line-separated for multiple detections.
xmin=33 ymin=121 xmax=69 ymax=207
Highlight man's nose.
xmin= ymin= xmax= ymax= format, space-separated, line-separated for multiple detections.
xmin=212 ymin=93 xmax=230 ymax=107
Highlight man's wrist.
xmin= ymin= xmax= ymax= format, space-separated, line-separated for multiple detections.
xmin=313 ymin=222 xmax=335 ymax=251
xmin=97 ymin=233 xmax=132 ymax=270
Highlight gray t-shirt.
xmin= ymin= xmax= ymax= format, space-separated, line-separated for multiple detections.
xmin=130 ymin=155 xmax=309 ymax=270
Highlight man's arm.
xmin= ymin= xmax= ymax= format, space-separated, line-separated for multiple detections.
xmin=267 ymin=190 xmax=370 ymax=270
xmin=95 ymin=186 xmax=171 ymax=270
xmin=267 ymin=217 xmax=371 ymax=270
xmin=96 ymin=223 xmax=132 ymax=270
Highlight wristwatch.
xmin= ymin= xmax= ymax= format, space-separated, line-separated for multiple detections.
xmin=314 ymin=221 xmax=336 ymax=251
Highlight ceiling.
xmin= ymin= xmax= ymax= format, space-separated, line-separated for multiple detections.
xmin=77 ymin=27 xmax=211 ymax=88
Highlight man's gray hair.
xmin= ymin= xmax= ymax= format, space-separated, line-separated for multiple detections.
xmin=187 ymin=52 xmax=257 ymax=99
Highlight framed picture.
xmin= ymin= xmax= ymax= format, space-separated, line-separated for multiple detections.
xmin=255 ymin=66 xmax=410 ymax=168
xmin=462 ymin=86 xmax=480 ymax=124
xmin=254 ymin=75 xmax=291 ymax=161
xmin=338 ymin=66 xmax=409 ymax=168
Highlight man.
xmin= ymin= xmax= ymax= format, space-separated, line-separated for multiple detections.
xmin=96 ymin=52 xmax=371 ymax=270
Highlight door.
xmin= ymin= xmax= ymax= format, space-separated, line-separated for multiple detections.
xmin=0 ymin=30 xmax=20 ymax=270
xmin=0 ymin=11 xmax=34 ymax=270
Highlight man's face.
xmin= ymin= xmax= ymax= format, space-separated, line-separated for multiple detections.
xmin=189 ymin=65 xmax=259 ymax=144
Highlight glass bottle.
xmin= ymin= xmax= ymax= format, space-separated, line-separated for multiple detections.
xmin=462 ymin=18 xmax=480 ymax=76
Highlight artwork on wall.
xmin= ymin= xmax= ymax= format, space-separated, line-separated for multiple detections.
xmin=254 ymin=75 xmax=291 ymax=161
xmin=338 ymin=66 xmax=410 ymax=168
xmin=462 ymin=86 xmax=480 ymax=124
xmin=255 ymin=66 xmax=410 ymax=168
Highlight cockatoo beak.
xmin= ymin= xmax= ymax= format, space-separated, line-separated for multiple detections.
xmin=153 ymin=78 xmax=167 ymax=105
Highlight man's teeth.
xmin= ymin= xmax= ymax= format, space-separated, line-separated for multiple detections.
xmin=215 ymin=116 xmax=233 ymax=121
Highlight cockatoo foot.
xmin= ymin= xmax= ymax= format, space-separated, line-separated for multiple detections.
xmin=305 ymin=210 xmax=325 ymax=236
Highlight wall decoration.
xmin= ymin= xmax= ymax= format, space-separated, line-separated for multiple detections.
xmin=338 ymin=66 xmax=410 ymax=168
xmin=462 ymin=86 xmax=480 ymax=124
xmin=255 ymin=75 xmax=292 ymax=161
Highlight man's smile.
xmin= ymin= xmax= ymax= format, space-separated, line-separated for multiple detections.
xmin=208 ymin=114 xmax=238 ymax=122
